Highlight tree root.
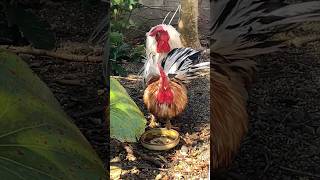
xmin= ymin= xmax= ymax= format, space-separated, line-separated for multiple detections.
xmin=0 ymin=45 xmax=102 ymax=63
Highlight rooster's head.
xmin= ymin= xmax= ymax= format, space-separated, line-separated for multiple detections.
xmin=147 ymin=25 xmax=171 ymax=53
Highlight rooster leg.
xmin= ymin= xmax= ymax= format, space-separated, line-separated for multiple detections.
xmin=165 ymin=119 xmax=180 ymax=131
xmin=165 ymin=119 xmax=172 ymax=130
xmin=148 ymin=114 xmax=159 ymax=128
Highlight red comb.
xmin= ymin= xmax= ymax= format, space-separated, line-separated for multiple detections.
xmin=149 ymin=25 xmax=165 ymax=36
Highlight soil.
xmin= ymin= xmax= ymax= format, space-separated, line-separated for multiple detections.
xmin=228 ymin=43 xmax=320 ymax=180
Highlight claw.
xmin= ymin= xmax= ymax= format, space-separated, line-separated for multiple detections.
xmin=148 ymin=114 xmax=159 ymax=128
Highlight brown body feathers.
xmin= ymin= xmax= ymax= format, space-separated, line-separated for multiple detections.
xmin=143 ymin=79 xmax=187 ymax=122
xmin=211 ymin=61 xmax=256 ymax=170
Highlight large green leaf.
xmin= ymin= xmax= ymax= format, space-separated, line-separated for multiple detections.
xmin=0 ymin=50 xmax=106 ymax=179
xmin=110 ymin=77 xmax=146 ymax=142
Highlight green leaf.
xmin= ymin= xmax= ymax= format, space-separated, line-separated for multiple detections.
xmin=130 ymin=44 xmax=145 ymax=61
xmin=116 ymin=43 xmax=131 ymax=57
xmin=0 ymin=50 xmax=106 ymax=179
xmin=112 ymin=0 xmax=123 ymax=5
xmin=110 ymin=32 xmax=123 ymax=45
xmin=110 ymin=77 xmax=146 ymax=142
xmin=6 ymin=4 xmax=56 ymax=50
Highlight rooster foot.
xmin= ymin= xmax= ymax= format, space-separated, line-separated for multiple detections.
xmin=149 ymin=121 xmax=159 ymax=129
xmin=148 ymin=115 xmax=159 ymax=128
xmin=165 ymin=121 xmax=180 ymax=131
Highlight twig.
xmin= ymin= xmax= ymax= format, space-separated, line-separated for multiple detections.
xmin=280 ymin=166 xmax=320 ymax=178
xmin=139 ymin=5 xmax=172 ymax=12
xmin=112 ymin=75 xmax=142 ymax=81
xmin=0 ymin=45 xmax=102 ymax=63
xmin=262 ymin=152 xmax=271 ymax=174
xmin=122 ymin=144 xmax=137 ymax=161
xmin=135 ymin=165 xmax=168 ymax=171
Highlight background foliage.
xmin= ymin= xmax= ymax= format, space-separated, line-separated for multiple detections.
xmin=0 ymin=1 xmax=56 ymax=49
xmin=110 ymin=0 xmax=144 ymax=76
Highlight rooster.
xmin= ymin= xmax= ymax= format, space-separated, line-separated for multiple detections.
xmin=210 ymin=0 xmax=320 ymax=174
xmin=146 ymin=24 xmax=183 ymax=62
xmin=143 ymin=47 xmax=209 ymax=129
xmin=142 ymin=23 xmax=183 ymax=84
xmin=144 ymin=6 xmax=183 ymax=65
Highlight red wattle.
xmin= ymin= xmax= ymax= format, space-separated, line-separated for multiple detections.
xmin=156 ymin=62 xmax=173 ymax=104
xmin=156 ymin=40 xmax=171 ymax=53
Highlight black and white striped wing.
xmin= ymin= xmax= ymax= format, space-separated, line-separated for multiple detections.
xmin=161 ymin=48 xmax=209 ymax=82
xmin=211 ymin=0 xmax=320 ymax=61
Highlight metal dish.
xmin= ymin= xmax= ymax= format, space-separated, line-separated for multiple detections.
xmin=140 ymin=128 xmax=180 ymax=151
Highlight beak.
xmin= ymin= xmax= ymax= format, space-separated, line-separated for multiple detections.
xmin=149 ymin=31 xmax=157 ymax=36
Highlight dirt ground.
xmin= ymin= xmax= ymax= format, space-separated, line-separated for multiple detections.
xmin=227 ymin=43 xmax=320 ymax=180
